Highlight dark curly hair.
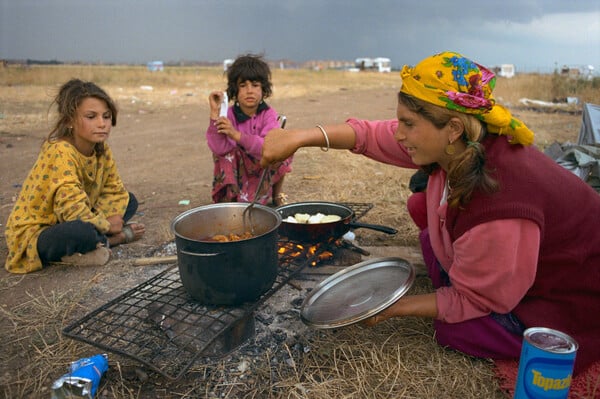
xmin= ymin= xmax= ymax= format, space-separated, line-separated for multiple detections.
xmin=225 ymin=54 xmax=272 ymax=101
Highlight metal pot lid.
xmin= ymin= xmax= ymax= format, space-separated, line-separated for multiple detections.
xmin=300 ymin=257 xmax=415 ymax=329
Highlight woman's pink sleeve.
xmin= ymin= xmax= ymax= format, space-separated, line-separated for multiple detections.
xmin=347 ymin=118 xmax=415 ymax=168
xmin=435 ymin=219 xmax=540 ymax=323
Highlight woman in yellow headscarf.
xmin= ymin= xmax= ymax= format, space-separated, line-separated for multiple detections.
xmin=260 ymin=52 xmax=600 ymax=376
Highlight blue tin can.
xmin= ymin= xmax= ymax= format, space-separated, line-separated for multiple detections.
xmin=51 ymin=353 xmax=109 ymax=399
xmin=514 ymin=327 xmax=578 ymax=399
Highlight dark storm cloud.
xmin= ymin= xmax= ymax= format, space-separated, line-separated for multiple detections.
xmin=1 ymin=0 xmax=598 ymax=71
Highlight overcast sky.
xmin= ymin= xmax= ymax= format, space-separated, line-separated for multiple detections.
xmin=1 ymin=0 xmax=599 ymax=73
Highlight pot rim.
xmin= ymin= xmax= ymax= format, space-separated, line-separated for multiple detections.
xmin=170 ymin=202 xmax=282 ymax=243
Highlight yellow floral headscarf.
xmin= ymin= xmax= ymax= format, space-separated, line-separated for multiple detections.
xmin=400 ymin=51 xmax=534 ymax=146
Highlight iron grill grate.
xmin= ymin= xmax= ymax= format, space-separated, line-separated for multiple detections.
xmin=62 ymin=202 xmax=373 ymax=379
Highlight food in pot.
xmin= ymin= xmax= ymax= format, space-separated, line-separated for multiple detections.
xmin=284 ymin=213 xmax=342 ymax=224
xmin=204 ymin=232 xmax=254 ymax=242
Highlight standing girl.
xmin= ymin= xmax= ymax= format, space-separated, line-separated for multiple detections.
xmin=4 ymin=79 xmax=145 ymax=273
xmin=206 ymin=54 xmax=292 ymax=206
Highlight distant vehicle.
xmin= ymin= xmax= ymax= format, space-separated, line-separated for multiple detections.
xmin=491 ymin=64 xmax=515 ymax=78
xmin=355 ymin=57 xmax=391 ymax=73
xmin=561 ymin=64 xmax=595 ymax=80
xmin=499 ymin=64 xmax=515 ymax=78
xmin=147 ymin=61 xmax=164 ymax=72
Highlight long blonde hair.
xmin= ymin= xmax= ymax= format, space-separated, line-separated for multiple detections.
xmin=48 ymin=79 xmax=117 ymax=156
xmin=398 ymin=92 xmax=498 ymax=208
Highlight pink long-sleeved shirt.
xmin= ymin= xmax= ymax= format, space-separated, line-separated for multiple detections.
xmin=206 ymin=106 xmax=279 ymax=159
xmin=347 ymin=118 xmax=539 ymax=323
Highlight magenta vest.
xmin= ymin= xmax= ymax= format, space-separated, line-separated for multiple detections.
xmin=446 ymin=136 xmax=600 ymax=373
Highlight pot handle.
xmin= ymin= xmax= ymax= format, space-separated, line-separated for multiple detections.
xmin=348 ymin=221 xmax=398 ymax=235
xmin=179 ymin=249 xmax=225 ymax=257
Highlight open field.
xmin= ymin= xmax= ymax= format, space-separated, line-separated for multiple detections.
xmin=0 ymin=65 xmax=597 ymax=398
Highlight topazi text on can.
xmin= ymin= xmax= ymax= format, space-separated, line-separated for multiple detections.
xmin=514 ymin=327 xmax=578 ymax=399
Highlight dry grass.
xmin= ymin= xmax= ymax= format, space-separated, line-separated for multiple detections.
xmin=284 ymin=324 xmax=500 ymax=398
xmin=1 ymin=65 xmax=596 ymax=398
xmin=492 ymin=72 xmax=600 ymax=105
xmin=0 ymin=275 xmax=508 ymax=398
xmin=2 ymin=63 xmax=598 ymax=102
xmin=266 ymin=280 xmax=506 ymax=399
xmin=0 ymin=284 xmax=96 ymax=398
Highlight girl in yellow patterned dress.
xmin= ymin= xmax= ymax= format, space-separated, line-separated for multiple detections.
xmin=4 ymin=79 xmax=145 ymax=273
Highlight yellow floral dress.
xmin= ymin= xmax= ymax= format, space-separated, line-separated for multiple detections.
xmin=5 ymin=140 xmax=129 ymax=273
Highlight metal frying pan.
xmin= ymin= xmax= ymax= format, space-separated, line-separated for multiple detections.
xmin=276 ymin=201 xmax=397 ymax=242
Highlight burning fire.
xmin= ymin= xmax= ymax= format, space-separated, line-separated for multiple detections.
xmin=277 ymin=241 xmax=334 ymax=267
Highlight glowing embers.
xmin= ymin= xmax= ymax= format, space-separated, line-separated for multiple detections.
xmin=277 ymin=240 xmax=335 ymax=267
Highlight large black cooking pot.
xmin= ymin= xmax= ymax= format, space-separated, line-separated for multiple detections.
xmin=276 ymin=201 xmax=397 ymax=243
xmin=171 ymin=203 xmax=281 ymax=306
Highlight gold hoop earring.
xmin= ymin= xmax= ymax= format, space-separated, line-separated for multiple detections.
xmin=445 ymin=142 xmax=456 ymax=155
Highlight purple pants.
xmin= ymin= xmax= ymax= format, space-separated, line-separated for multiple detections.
xmin=419 ymin=227 xmax=524 ymax=360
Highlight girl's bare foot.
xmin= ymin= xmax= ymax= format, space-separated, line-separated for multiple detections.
xmin=272 ymin=193 xmax=288 ymax=206
xmin=108 ymin=223 xmax=145 ymax=246
xmin=60 ymin=245 xmax=111 ymax=266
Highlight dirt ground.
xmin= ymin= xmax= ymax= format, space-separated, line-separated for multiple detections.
xmin=0 ymin=81 xmax=584 ymax=397
xmin=0 ymin=84 xmax=582 ymax=305
xmin=0 ymin=86 xmax=411 ymax=305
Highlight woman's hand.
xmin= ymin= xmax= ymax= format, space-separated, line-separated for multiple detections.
xmin=362 ymin=299 xmax=406 ymax=327
xmin=261 ymin=128 xmax=301 ymax=167
xmin=362 ymin=293 xmax=439 ymax=327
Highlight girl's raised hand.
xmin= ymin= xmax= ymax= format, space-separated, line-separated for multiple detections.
xmin=208 ymin=91 xmax=224 ymax=119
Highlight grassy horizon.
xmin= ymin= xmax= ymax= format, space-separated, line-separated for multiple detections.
xmin=2 ymin=64 xmax=599 ymax=105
